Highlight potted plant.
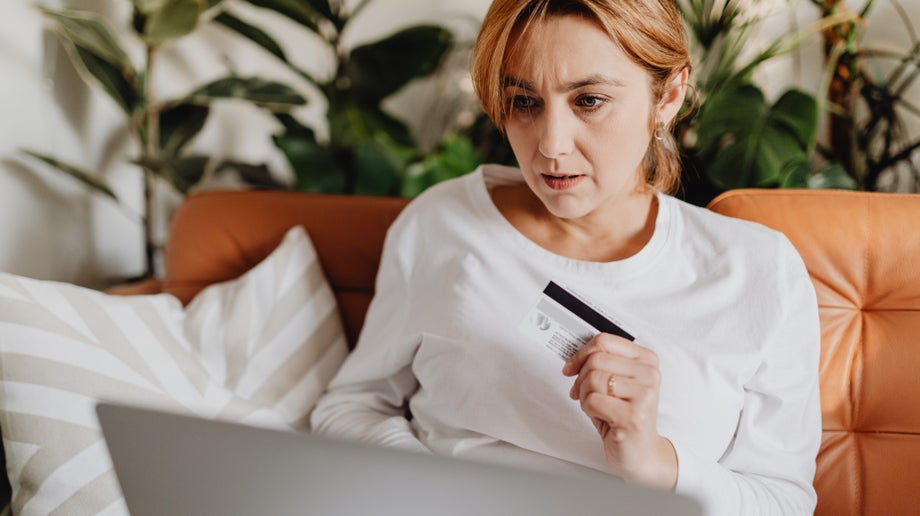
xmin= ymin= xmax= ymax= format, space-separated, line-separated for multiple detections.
xmin=811 ymin=0 xmax=920 ymax=190
xmin=214 ymin=0 xmax=481 ymax=196
xmin=676 ymin=0 xmax=858 ymax=205
xmin=22 ymin=0 xmax=307 ymax=280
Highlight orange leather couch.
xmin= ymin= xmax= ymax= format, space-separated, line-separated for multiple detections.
xmin=139 ymin=188 xmax=920 ymax=515
xmin=708 ymin=189 xmax=920 ymax=515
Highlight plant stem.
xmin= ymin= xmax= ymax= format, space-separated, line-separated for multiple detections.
xmin=143 ymin=44 xmax=159 ymax=279
xmin=818 ymin=0 xmax=862 ymax=183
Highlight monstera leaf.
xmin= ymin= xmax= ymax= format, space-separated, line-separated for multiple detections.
xmin=695 ymin=85 xmax=819 ymax=189
xmin=353 ymin=135 xmax=414 ymax=196
xmin=401 ymin=134 xmax=483 ymax=197
xmin=782 ymin=161 xmax=857 ymax=189
xmin=327 ymin=99 xmax=414 ymax=149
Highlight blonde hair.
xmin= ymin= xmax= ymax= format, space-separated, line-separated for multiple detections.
xmin=471 ymin=0 xmax=691 ymax=194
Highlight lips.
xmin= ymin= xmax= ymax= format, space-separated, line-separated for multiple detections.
xmin=541 ymin=173 xmax=584 ymax=191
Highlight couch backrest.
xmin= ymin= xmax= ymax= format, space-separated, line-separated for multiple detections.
xmin=163 ymin=190 xmax=409 ymax=346
xmin=168 ymin=188 xmax=920 ymax=514
xmin=708 ymin=188 xmax=920 ymax=516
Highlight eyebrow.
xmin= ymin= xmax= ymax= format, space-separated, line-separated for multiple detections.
xmin=502 ymin=74 xmax=626 ymax=92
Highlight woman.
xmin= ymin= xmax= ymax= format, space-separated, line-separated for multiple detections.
xmin=311 ymin=1 xmax=821 ymax=514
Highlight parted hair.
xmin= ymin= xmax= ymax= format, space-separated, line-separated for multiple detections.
xmin=471 ymin=0 xmax=691 ymax=194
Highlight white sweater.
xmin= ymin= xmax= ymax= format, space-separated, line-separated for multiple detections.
xmin=311 ymin=165 xmax=821 ymax=515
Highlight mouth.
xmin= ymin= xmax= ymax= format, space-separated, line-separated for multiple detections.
xmin=541 ymin=173 xmax=585 ymax=191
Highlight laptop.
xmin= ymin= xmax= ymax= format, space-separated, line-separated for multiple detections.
xmin=96 ymin=402 xmax=701 ymax=516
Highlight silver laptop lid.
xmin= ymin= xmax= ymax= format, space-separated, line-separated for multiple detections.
xmin=96 ymin=402 xmax=701 ymax=516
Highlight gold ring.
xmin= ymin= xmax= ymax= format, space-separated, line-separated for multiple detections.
xmin=607 ymin=375 xmax=617 ymax=397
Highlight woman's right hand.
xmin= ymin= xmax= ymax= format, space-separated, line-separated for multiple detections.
xmin=562 ymin=333 xmax=677 ymax=488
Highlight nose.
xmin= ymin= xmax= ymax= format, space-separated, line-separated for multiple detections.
xmin=537 ymin=105 xmax=575 ymax=159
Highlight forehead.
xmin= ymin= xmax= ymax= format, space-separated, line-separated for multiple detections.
xmin=503 ymin=14 xmax=648 ymax=88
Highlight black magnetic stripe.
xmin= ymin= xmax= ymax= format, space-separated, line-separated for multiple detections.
xmin=542 ymin=281 xmax=635 ymax=341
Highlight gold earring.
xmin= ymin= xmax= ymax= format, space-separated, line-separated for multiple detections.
xmin=655 ymin=120 xmax=666 ymax=141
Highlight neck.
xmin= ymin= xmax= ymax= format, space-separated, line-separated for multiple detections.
xmin=494 ymin=184 xmax=659 ymax=263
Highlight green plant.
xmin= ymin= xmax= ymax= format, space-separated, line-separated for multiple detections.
xmin=217 ymin=0 xmax=477 ymax=196
xmin=677 ymin=0 xmax=856 ymax=205
xmin=21 ymin=0 xmax=306 ymax=279
xmin=811 ymin=0 xmax=920 ymax=190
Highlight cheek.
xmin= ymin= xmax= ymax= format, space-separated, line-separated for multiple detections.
xmin=505 ymin=123 xmax=536 ymax=163
xmin=594 ymin=114 xmax=652 ymax=157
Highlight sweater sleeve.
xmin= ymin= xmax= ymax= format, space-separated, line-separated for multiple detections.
xmin=672 ymin=235 xmax=822 ymax=515
xmin=309 ymin=217 xmax=429 ymax=454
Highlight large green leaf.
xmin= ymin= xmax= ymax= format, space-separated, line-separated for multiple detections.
xmin=214 ymin=12 xmax=287 ymax=62
xmin=141 ymin=0 xmax=205 ymax=45
xmin=346 ymin=25 xmax=453 ymax=102
xmin=39 ymin=7 xmax=134 ymax=75
xmin=808 ymin=163 xmax=858 ymax=190
xmin=242 ymin=0 xmax=321 ymax=32
xmin=158 ymin=103 xmax=210 ymax=159
xmin=212 ymin=11 xmax=319 ymax=88
xmin=214 ymin=160 xmax=287 ymax=189
xmin=185 ymin=76 xmax=307 ymax=110
xmin=74 ymin=47 xmax=139 ymax=114
xmin=20 ymin=149 xmax=119 ymax=201
xmin=354 ymin=135 xmax=413 ymax=196
xmin=695 ymin=85 xmax=818 ymax=189
xmin=328 ymin=100 xmax=413 ymax=148
xmin=273 ymin=133 xmax=346 ymax=193
xmin=770 ymin=89 xmax=819 ymax=148
xmin=131 ymin=0 xmax=164 ymax=12
xmin=401 ymin=134 xmax=482 ymax=197
xmin=40 ymin=7 xmax=139 ymax=113
xmin=274 ymin=113 xmax=316 ymax=141
xmin=135 ymin=155 xmax=209 ymax=193
xmin=303 ymin=0 xmax=335 ymax=24
xmin=779 ymin=157 xmax=811 ymax=188
xmin=779 ymin=159 xmax=858 ymax=190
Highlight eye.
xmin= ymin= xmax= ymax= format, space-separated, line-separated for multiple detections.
xmin=511 ymin=95 xmax=538 ymax=111
xmin=576 ymin=95 xmax=605 ymax=110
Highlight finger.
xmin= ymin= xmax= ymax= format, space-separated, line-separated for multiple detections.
xmin=570 ymin=361 xmax=624 ymax=400
xmin=570 ymin=366 xmax=621 ymax=400
xmin=566 ymin=335 xmax=661 ymax=380
xmin=568 ymin=352 xmax=653 ymax=400
xmin=581 ymin=390 xmax=629 ymax=430
xmin=562 ymin=333 xmax=637 ymax=376
xmin=575 ymin=369 xmax=638 ymax=401
xmin=581 ymin=353 xmax=661 ymax=388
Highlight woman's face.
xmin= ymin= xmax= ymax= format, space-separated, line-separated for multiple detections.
xmin=503 ymin=15 xmax=657 ymax=220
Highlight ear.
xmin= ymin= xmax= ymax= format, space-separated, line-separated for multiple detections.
xmin=657 ymin=67 xmax=689 ymax=125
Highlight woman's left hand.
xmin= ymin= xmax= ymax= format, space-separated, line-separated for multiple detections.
xmin=562 ymin=333 xmax=678 ymax=489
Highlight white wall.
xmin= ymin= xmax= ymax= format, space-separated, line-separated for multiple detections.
xmin=0 ymin=0 xmax=110 ymax=287
xmin=1 ymin=0 xmax=916 ymax=286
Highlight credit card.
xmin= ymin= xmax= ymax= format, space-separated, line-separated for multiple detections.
xmin=518 ymin=281 xmax=634 ymax=360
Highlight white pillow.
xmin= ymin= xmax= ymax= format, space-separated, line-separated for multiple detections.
xmin=0 ymin=226 xmax=348 ymax=516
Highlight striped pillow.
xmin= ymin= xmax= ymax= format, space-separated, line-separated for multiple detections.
xmin=0 ymin=226 xmax=348 ymax=516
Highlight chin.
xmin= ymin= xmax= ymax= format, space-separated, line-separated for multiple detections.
xmin=538 ymin=194 xmax=594 ymax=220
